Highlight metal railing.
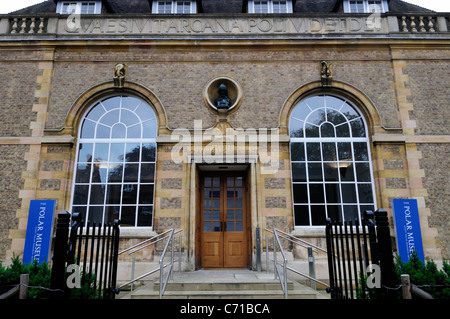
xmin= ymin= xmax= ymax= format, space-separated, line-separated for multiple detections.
xmin=117 ymin=228 xmax=183 ymax=299
xmin=265 ymin=228 xmax=329 ymax=299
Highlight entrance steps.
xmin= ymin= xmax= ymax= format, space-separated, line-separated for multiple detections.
xmin=119 ymin=269 xmax=329 ymax=299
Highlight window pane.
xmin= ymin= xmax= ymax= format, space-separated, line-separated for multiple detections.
xmin=143 ymin=120 xmax=157 ymax=138
xmin=125 ymin=144 xmax=141 ymax=162
xmin=76 ymin=164 xmax=91 ymax=183
xmin=350 ymin=119 xmax=365 ymax=137
xmin=121 ymin=206 xmax=136 ymax=227
xmin=110 ymin=143 xmax=125 ymax=162
xmin=341 ymin=184 xmax=357 ymax=203
xmin=322 ymin=142 xmax=337 ymax=161
xmin=94 ymin=143 xmax=109 ymax=162
xmin=320 ymin=122 xmax=335 ymax=137
xmin=254 ymin=1 xmax=269 ymax=13
xmin=325 ymin=184 xmax=340 ymax=203
xmin=358 ymin=184 xmax=373 ymax=203
xmin=142 ymin=143 xmax=156 ymax=162
xmin=311 ymin=205 xmax=326 ymax=225
xmin=294 ymin=205 xmax=309 ymax=226
xmin=88 ymin=206 xmax=104 ymax=223
xmin=139 ymin=185 xmax=154 ymax=204
xmin=90 ymin=184 xmax=105 ymax=204
xmin=306 ymin=143 xmax=321 ymax=161
xmin=308 ymin=163 xmax=323 ymax=181
xmin=307 ymin=109 xmax=326 ymax=126
xmin=292 ymin=163 xmax=306 ymax=182
xmin=91 ymin=164 xmax=107 ymax=183
xmin=344 ymin=205 xmax=359 ymax=221
xmin=74 ymin=185 xmax=89 ymax=204
xmin=81 ymin=120 xmax=95 ymax=138
xmin=140 ymin=163 xmax=155 ymax=183
xmin=121 ymin=109 xmax=140 ymax=126
xmin=138 ymin=206 xmax=153 ymax=227
xmin=340 ymin=102 xmax=360 ymax=120
xmin=124 ymin=164 xmax=139 ymax=182
xmin=355 ymin=163 xmax=371 ymax=182
xmin=327 ymin=205 xmax=342 ymax=223
xmin=309 ymin=184 xmax=325 ymax=203
xmin=326 ymin=109 xmax=347 ymax=126
xmin=323 ymin=163 xmax=338 ymax=181
xmin=122 ymin=96 xmax=141 ymax=110
xmin=122 ymin=184 xmax=137 ymax=204
xmin=293 ymin=184 xmax=308 ymax=203
xmin=353 ymin=142 xmax=369 ymax=161
xmin=360 ymin=205 xmax=375 ymax=216
xmin=305 ymin=123 xmax=320 ymax=137
xmin=101 ymin=97 xmax=120 ymax=111
xmin=339 ymin=162 xmax=355 ymax=181
xmin=78 ymin=143 xmax=93 ymax=162
xmin=106 ymin=184 xmax=121 ymax=204
xmin=108 ymin=163 xmax=123 ymax=182
xmin=105 ymin=206 xmax=120 ymax=224
xmin=290 ymin=143 xmax=305 ymax=161
xmin=337 ymin=142 xmax=352 ymax=161
xmin=289 ymin=118 xmax=304 ymax=137
xmin=72 ymin=206 xmax=87 ymax=221
xmin=336 ymin=123 xmax=350 ymax=137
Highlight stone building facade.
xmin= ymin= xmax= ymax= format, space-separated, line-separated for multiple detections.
xmin=0 ymin=0 xmax=448 ymax=273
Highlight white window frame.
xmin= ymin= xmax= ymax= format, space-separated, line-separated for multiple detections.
xmin=248 ymin=0 xmax=293 ymax=14
xmin=343 ymin=0 xmax=389 ymax=13
xmin=289 ymin=94 xmax=377 ymax=227
xmin=70 ymin=95 xmax=158 ymax=228
xmin=56 ymin=1 xmax=102 ymax=14
xmin=152 ymin=1 xmax=197 ymax=14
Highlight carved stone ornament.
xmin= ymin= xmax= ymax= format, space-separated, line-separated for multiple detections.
xmin=113 ymin=63 xmax=126 ymax=88
xmin=320 ymin=61 xmax=333 ymax=86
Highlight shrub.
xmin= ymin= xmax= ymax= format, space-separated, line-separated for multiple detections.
xmin=0 ymin=256 xmax=99 ymax=299
xmin=0 ymin=255 xmax=51 ymax=299
xmin=395 ymin=251 xmax=450 ymax=299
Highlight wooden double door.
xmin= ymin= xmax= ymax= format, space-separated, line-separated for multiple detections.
xmin=200 ymin=173 xmax=250 ymax=268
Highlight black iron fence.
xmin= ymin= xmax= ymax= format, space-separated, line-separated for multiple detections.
xmin=50 ymin=211 xmax=120 ymax=299
xmin=325 ymin=209 xmax=396 ymax=299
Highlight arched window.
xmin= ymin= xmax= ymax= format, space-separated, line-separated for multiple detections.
xmin=289 ymin=94 xmax=376 ymax=226
xmin=71 ymin=95 xmax=157 ymax=227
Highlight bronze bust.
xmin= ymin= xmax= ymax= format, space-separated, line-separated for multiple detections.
xmin=215 ymin=83 xmax=231 ymax=109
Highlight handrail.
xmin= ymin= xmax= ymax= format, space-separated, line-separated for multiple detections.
xmin=117 ymin=228 xmax=183 ymax=299
xmin=265 ymin=228 xmax=330 ymax=298
xmin=266 ymin=228 xmax=327 ymax=254
xmin=118 ymin=229 xmax=174 ymax=255
xmin=273 ymin=229 xmax=288 ymax=299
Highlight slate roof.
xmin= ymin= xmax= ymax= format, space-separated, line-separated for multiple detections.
xmin=9 ymin=0 xmax=434 ymax=15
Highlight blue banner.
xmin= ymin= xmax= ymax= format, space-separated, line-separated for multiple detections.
xmin=23 ymin=200 xmax=55 ymax=265
xmin=393 ymin=199 xmax=424 ymax=263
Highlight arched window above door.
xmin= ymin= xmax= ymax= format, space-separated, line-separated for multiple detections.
xmin=289 ymin=94 xmax=376 ymax=226
xmin=72 ymin=95 xmax=157 ymax=228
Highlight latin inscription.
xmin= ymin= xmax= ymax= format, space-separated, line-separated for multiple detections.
xmin=62 ymin=17 xmax=385 ymax=35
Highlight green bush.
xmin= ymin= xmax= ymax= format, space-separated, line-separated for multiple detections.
xmin=394 ymin=251 xmax=450 ymax=299
xmin=0 ymin=255 xmax=99 ymax=299
xmin=0 ymin=255 xmax=52 ymax=299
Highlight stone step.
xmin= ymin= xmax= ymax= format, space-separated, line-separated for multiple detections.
xmin=119 ymin=270 xmax=329 ymax=299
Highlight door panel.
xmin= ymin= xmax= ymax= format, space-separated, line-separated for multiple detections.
xmin=201 ymin=174 xmax=248 ymax=268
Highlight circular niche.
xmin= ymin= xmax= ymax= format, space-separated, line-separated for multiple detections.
xmin=203 ymin=77 xmax=243 ymax=113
